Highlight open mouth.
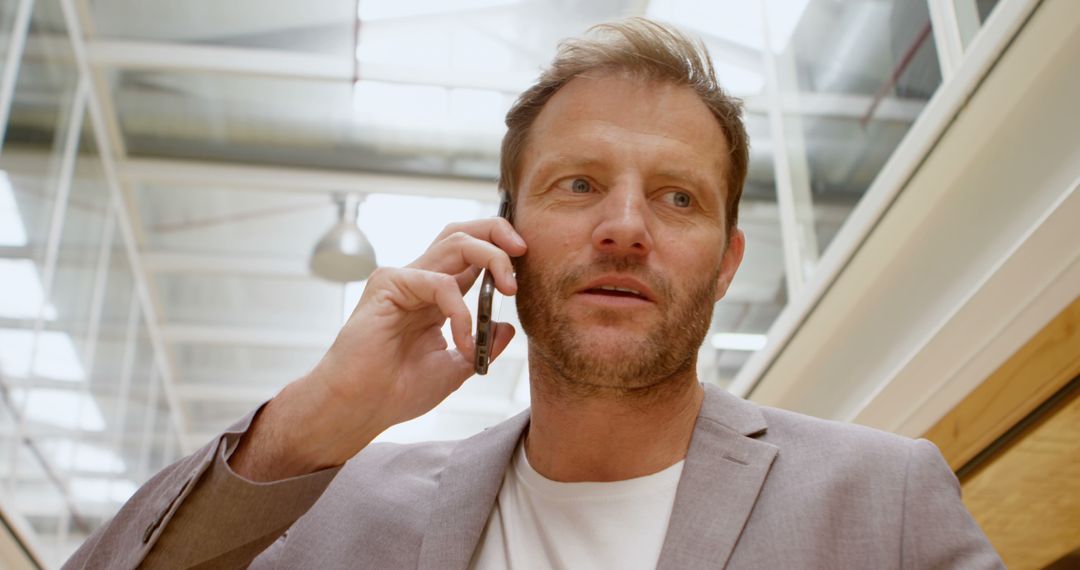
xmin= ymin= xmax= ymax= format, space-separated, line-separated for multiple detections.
xmin=582 ymin=285 xmax=650 ymax=301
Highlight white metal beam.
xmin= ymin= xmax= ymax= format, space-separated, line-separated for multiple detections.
xmin=118 ymin=157 xmax=499 ymax=202
xmin=952 ymin=0 xmax=984 ymax=47
xmin=9 ymin=79 xmax=87 ymax=497
xmin=87 ymin=40 xmax=351 ymax=81
xmin=85 ymin=39 xmax=534 ymax=93
xmin=0 ymin=0 xmax=34 ymax=153
xmin=760 ymin=6 xmax=815 ymax=299
xmin=136 ymin=369 xmax=160 ymax=481
xmin=693 ymin=30 xmax=764 ymax=72
xmin=162 ymin=324 xmax=336 ymax=348
xmin=175 ymin=383 xmax=276 ymax=403
xmin=109 ymin=293 xmax=140 ymax=455
xmin=141 ymin=252 xmax=310 ymax=278
xmin=58 ymin=0 xmax=191 ymax=448
xmin=927 ymin=0 xmax=968 ymax=79
xmin=82 ymin=38 xmax=925 ymax=124
xmin=742 ymin=92 xmax=925 ymax=123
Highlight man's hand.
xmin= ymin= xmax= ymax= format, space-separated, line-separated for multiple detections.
xmin=229 ymin=218 xmax=526 ymax=481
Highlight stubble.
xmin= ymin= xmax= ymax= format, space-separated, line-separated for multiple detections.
xmin=515 ymin=253 xmax=718 ymax=401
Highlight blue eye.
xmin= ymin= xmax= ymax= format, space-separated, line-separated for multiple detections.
xmin=570 ymin=178 xmax=592 ymax=193
xmin=669 ymin=191 xmax=692 ymax=208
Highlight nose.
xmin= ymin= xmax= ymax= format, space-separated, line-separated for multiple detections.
xmin=591 ymin=184 xmax=653 ymax=257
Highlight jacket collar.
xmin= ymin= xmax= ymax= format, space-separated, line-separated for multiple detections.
xmin=656 ymin=386 xmax=778 ymax=569
xmin=417 ymin=384 xmax=776 ymax=570
xmin=417 ymin=408 xmax=529 ymax=570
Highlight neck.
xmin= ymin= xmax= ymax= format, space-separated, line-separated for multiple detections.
xmin=523 ymin=354 xmax=704 ymax=482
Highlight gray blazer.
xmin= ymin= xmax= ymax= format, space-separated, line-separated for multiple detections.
xmin=64 ymin=385 xmax=1003 ymax=569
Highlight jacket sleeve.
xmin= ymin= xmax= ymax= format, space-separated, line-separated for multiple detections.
xmin=61 ymin=405 xmax=342 ymax=570
xmin=900 ymin=438 xmax=1004 ymax=569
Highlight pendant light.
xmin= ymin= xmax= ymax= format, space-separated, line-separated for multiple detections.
xmin=310 ymin=193 xmax=377 ymax=282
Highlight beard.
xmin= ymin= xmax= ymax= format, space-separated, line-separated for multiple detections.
xmin=514 ymin=252 xmax=718 ymax=398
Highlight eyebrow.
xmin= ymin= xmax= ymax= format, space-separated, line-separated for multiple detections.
xmin=532 ymin=154 xmax=607 ymax=177
xmin=655 ymin=167 xmax=710 ymax=189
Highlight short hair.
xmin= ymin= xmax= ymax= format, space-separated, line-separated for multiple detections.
xmin=499 ymin=17 xmax=750 ymax=230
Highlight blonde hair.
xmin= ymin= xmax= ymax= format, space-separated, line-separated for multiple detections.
xmin=499 ymin=17 xmax=750 ymax=229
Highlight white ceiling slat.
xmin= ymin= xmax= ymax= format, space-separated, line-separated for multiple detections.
xmin=175 ymin=382 xmax=276 ymax=403
xmin=86 ymin=39 xmax=533 ymax=93
xmin=84 ymin=38 xmax=923 ymax=122
xmin=118 ymin=158 xmax=498 ymax=202
xmin=142 ymin=252 xmax=310 ymax=278
xmin=88 ymin=40 xmax=354 ymax=81
xmin=161 ymin=324 xmax=337 ymax=348
xmin=88 ymin=0 xmax=356 ymax=45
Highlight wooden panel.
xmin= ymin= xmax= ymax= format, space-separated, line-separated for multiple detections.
xmin=924 ymin=295 xmax=1080 ymax=470
xmin=960 ymin=388 xmax=1079 ymax=570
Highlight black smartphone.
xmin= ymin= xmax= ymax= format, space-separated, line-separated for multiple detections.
xmin=474 ymin=192 xmax=512 ymax=375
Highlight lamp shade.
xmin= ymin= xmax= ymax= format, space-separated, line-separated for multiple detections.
xmin=310 ymin=194 xmax=377 ymax=282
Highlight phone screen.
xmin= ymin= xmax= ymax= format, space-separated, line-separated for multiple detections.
xmin=474 ymin=193 xmax=512 ymax=375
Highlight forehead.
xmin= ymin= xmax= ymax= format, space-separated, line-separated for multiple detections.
xmin=522 ymin=73 xmax=731 ymax=186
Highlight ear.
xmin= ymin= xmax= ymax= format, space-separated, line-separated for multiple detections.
xmin=714 ymin=228 xmax=745 ymax=302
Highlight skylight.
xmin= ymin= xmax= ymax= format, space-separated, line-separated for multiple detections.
xmin=0 ymin=171 xmax=28 ymax=246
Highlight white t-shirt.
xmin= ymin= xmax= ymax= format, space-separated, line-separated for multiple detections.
xmin=469 ymin=442 xmax=685 ymax=570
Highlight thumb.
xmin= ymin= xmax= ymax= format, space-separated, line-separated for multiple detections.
xmin=488 ymin=322 xmax=517 ymax=362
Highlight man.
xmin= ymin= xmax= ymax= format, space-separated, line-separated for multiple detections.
xmin=65 ymin=19 xmax=1002 ymax=569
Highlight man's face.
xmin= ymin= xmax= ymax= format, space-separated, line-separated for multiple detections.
xmin=512 ymin=72 xmax=745 ymax=392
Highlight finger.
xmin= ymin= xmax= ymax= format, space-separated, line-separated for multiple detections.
xmin=412 ymin=232 xmax=518 ymax=295
xmin=391 ymin=268 xmax=474 ymax=354
xmin=489 ymin=322 xmax=516 ymax=362
xmin=433 ymin=218 xmax=527 ymax=257
xmin=418 ymin=325 xmax=449 ymax=353
xmin=454 ymin=265 xmax=483 ymax=294
xmin=426 ymin=347 xmax=475 ymax=391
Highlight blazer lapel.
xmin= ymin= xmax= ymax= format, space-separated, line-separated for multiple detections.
xmin=657 ymin=386 xmax=778 ymax=570
xmin=417 ymin=409 xmax=529 ymax=570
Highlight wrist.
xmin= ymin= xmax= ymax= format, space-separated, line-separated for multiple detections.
xmin=229 ymin=375 xmax=384 ymax=481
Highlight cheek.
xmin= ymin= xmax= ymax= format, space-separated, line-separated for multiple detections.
xmin=518 ymin=214 xmax=588 ymax=258
xmin=656 ymin=236 xmax=725 ymax=277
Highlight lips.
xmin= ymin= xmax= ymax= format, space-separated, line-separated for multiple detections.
xmin=577 ymin=275 xmax=657 ymax=303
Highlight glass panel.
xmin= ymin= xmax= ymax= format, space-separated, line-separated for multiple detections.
xmin=66 ymin=224 xmax=140 ymax=545
xmin=38 ymin=113 xmax=110 ymax=385
xmin=89 ymin=0 xmax=357 ymax=57
xmin=954 ymin=0 xmax=1003 ymax=48
xmin=89 ymin=221 xmax=135 ymax=414
xmin=0 ymin=0 xmax=22 ymax=85
xmin=133 ymin=319 xmax=158 ymax=466
xmin=974 ymin=0 xmax=1002 ymax=23
xmin=0 ymin=0 xmax=80 ymax=341
xmin=0 ymin=0 xmax=79 ymax=270
xmin=157 ymin=273 xmax=343 ymax=329
xmin=0 ymin=393 xmax=17 ymax=490
xmin=134 ymin=181 xmax=339 ymax=257
xmin=7 ymin=440 xmax=69 ymax=568
xmin=702 ymin=122 xmax=787 ymax=389
xmin=767 ymin=0 xmax=943 ymax=258
xmin=175 ymin=343 xmax=323 ymax=386
xmin=134 ymin=182 xmax=491 ymax=262
xmin=101 ymin=1 xmax=663 ymax=175
xmin=2 ymin=102 xmax=136 ymax=564
xmin=0 ymin=3 xmax=84 ymax=561
xmin=110 ymin=70 xmax=512 ymax=177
